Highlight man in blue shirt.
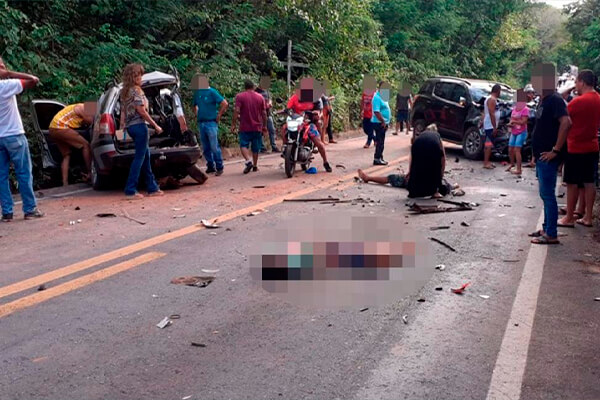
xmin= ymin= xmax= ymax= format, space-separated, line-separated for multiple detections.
xmin=192 ymin=75 xmax=228 ymax=176
xmin=371 ymin=81 xmax=391 ymax=165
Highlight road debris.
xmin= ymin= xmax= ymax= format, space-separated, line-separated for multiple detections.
xmin=435 ymin=287 xmax=443 ymax=291
xmin=170 ymin=276 xmax=215 ymax=288
xmin=200 ymin=219 xmax=220 ymax=229
xmin=451 ymin=188 xmax=465 ymax=196
xmin=96 ymin=213 xmax=117 ymax=218
xmin=595 ymin=297 xmax=600 ymax=301
xmin=121 ymin=209 xmax=146 ymax=225
xmin=191 ymin=342 xmax=207 ymax=348
xmin=500 ymin=193 xmax=508 ymax=197
xmin=74 ymin=206 xmax=80 ymax=210
xmin=172 ymin=207 xmax=182 ymax=211
xmin=359 ymin=307 xmax=369 ymax=312
xmin=173 ymin=214 xmax=186 ymax=219
xmin=247 ymin=209 xmax=267 ymax=216
xmin=498 ymin=214 xmax=506 ymax=217
xmin=69 ymin=220 xmax=76 ymax=225
xmin=402 ymin=315 xmax=408 ymax=324
xmin=284 ymin=197 xmax=339 ymax=203
xmin=252 ymin=185 xmax=266 ymax=189
xmin=417 ymin=298 xmax=426 ymax=302
xmin=526 ymin=205 xmax=536 ymax=209
xmin=156 ymin=317 xmax=172 ymax=329
xmin=503 ymin=259 xmax=520 ymax=263
xmin=435 ymin=264 xmax=446 ymax=271
xmin=183 ymin=396 xmax=192 ymax=400
xmin=409 ymin=203 xmax=472 ymax=214
xmin=429 ymin=237 xmax=457 ymax=252
xmin=479 ymin=295 xmax=490 ymax=299
xmin=335 ymin=164 xmax=346 ymax=170
xmin=451 ymin=282 xmax=471 ymax=295
xmin=169 ymin=314 xmax=181 ymax=319
xmin=454 ymin=157 xmax=460 ymax=163
xmin=430 ymin=226 xmax=450 ymax=231
xmin=201 ymin=269 xmax=220 ymax=274
xmin=461 ymin=221 xmax=470 ymax=227
xmin=37 ymin=284 xmax=46 ymax=291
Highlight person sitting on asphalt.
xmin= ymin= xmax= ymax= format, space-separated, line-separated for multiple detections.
xmin=282 ymin=87 xmax=332 ymax=173
xmin=357 ymin=125 xmax=460 ymax=198
xmin=49 ymin=103 xmax=94 ymax=186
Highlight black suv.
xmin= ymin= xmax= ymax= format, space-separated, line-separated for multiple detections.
xmin=411 ymin=76 xmax=515 ymax=159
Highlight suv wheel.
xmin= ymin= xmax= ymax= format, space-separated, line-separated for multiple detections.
xmin=91 ymin=160 xmax=112 ymax=190
xmin=413 ymin=119 xmax=427 ymax=135
xmin=462 ymin=126 xmax=484 ymax=160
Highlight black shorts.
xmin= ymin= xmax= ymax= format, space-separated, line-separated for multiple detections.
xmin=563 ymin=152 xmax=599 ymax=185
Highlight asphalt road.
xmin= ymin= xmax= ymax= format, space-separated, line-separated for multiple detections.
xmin=1 ymin=132 xmax=599 ymax=400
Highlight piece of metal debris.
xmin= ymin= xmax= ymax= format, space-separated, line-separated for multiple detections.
xmin=461 ymin=221 xmax=470 ymax=227
xmin=172 ymin=207 xmax=183 ymax=211
xmin=252 ymin=185 xmax=266 ymax=189
xmin=429 ymin=237 xmax=457 ymax=252
xmin=173 ymin=214 xmax=186 ymax=219
xmin=200 ymin=219 xmax=219 ymax=229
xmin=435 ymin=287 xmax=443 ymax=291
xmin=417 ymin=298 xmax=425 ymax=302
xmin=526 ymin=205 xmax=536 ymax=209
xmin=402 ymin=315 xmax=408 ymax=324
xmin=96 ymin=213 xmax=117 ymax=218
xmin=170 ymin=276 xmax=215 ymax=288
xmin=479 ymin=295 xmax=490 ymax=299
xmin=430 ymin=226 xmax=450 ymax=231
xmin=594 ymin=297 xmax=600 ymax=301
xmin=335 ymin=164 xmax=346 ymax=169
xmin=169 ymin=314 xmax=181 ymax=320
xmin=451 ymin=282 xmax=470 ymax=295
xmin=201 ymin=269 xmax=220 ymax=274
xmin=359 ymin=307 xmax=369 ymax=312
xmin=435 ymin=264 xmax=446 ymax=271
xmin=209 ymin=232 xmax=217 ymax=236
xmin=156 ymin=317 xmax=172 ymax=329
xmin=191 ymin=342 xmax=206 ymax=348
xmin=247 ymin=209 xmax=267 ymax=216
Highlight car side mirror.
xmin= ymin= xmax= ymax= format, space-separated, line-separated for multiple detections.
xmin=459 ymin=97 xmax=467 ymax=107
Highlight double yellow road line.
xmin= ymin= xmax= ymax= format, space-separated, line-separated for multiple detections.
xmin=0 ymin=155 xmax=408 ymax=319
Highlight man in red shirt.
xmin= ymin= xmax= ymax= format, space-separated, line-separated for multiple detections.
xmin=558 ymin=70 xmax=600 ymax=227
xmin=231 ymin=80 xmax=268 ymax=174
xmin=360 ymin=88 xmax=375 ymax=148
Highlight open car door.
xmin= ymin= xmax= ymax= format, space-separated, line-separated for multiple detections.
xmin=31 ymin=100 xmax=65 ymax=170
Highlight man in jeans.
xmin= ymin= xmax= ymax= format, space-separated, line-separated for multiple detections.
xmin=231 ymin=80 xmax=268 ymax=174
xmin=192 ymin=75 xmax=228 ymax=176
xmin=529 ymin=63 xmax=571 ymax=245
xmin=371 ymin=81 xmax=392 ymax=165
xmin=256 ymin=77 xmax=279 ymax=153
xmin=0 ymin=57 xmax=44 ymax=221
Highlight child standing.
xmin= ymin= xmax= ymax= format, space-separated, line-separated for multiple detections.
xmin=507 ymin=95 xmax=530 ymax=175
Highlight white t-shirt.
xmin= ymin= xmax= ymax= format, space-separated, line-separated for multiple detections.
xmin=0 ymin=79 xmax=25 ymax=137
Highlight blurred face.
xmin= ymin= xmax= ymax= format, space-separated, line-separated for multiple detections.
xmin=575 ymin=78 xmax=584 ymax=93
xmin=135 ymin=69 xmax=143 ymax=86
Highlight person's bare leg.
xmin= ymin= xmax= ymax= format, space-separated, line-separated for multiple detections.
xmin=240 ymin=147 xmax=252 ymax=162
xmin=483 ymin=146 xmax=493 ymax=168
xmin=312 ymin=136 xmax=328 ymax=164
xmin=357 ymin=169 xmax=389 ymax=184
xmin=581 ymin=183 xmax=595 ymax=225
xmin=576 ymin=188 xmax=585 ymax=215
xmin=558 ymin=183 xmax=579 ymax=225
xmin=61 ymin=154 xmax=70 ymax=186
xmin=513 ymin=147 xmax=522 ymax=174
xmin=395 ymin=120 xmax=399 ymax=135
xmin=252 ymin=152 xmax=258 ymax=167
xmin=506 ymin=147 xmax=515 ymax=171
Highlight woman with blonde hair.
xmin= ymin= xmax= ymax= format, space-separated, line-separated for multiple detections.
xmin=120 ymin=63 xmax=164 ymax=199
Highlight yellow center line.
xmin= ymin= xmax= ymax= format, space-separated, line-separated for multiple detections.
xmin=0 ymin=155 xmax=408 ymax=301
xmin=0 ymin=252 xmax=166 ymax=319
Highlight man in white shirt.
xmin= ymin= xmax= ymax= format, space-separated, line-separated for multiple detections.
xmin=0 ymin=56 xmax=44 ymax=221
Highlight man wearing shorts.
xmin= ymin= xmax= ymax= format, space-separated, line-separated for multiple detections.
xmin=483 ymin=84 xmax=501 ymax=169
xmin=49 ymin=103 xmax=94 ymax=186
xmin=395 ymin=91 xmax=410 ymax=135
xmin=558 ymin=70 xmax=600 ymax=228
xmin=231 ymin=80 xmax=268 ymax=174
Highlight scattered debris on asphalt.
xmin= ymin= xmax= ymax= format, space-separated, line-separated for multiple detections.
xmin=479 ymin=295 xmax=490 ymax=299
xmin=172 ymin=207 xmax=182 ymax=211
xmin=182 ymin=396 xmax=192 ymax=400
xmin=75 ymin=206 xmax=80 ymax=210
xmin=417 ymin=298 xmax=426 ymax=302
xmin=200 ymin=219 xmax=220 ymax=229
xmin=451 ymin=282 xmax=471 ymax=295
xmin=121 ymin=209 xmax=146 ymax=225
xmin=503 ymin=259 xmax=520 ymax=263
xmin=435 ymin=287 xmax=443 ymax=291
xmin=335 ymin=164 xmax=346 ymax=170
xmin=173 ymin=214 xmax=186 ymax=219
xmin=37 ymin=284 xmax=46 ymax=291
xmin=359 ymin=307 xmax=369 ymax=312
xmin=169 ymin=314 xmax=181 ymax=319
xmin=284 ymin=197 xmax=339 ymax=203
xmin=481 ymin=256 xmax=493 ymax=260
xmin=461 ymin=221 xmax=470 ymax=227
xmin=594 ymin=297 xmax=600 ymax=301
xmin=498 ymin=214 xmax=506 ymax=217
xmin=156 ymin=317 xmax=172 ymax=329
xmin=429 ymin=237 xmax=457 ymax=252
xmin=170 ymin=276 xmax=215 ymax=288
xmin=402 ymin=315 xmax=408 ymax=324
xmin=451 ymin=188 xmax=465 ymax=196
xmin=247 ymin=209 xmax=267 ymax=216
xmin=191 ymin=342 xmax=207 ymax=348
xmin=201 ymin=269 xmax=220 ymax=274
xmin=96 ymin=213 xmax=117 ymax=218
xmin=455 ymin=157 xmax=460 ymax=163
xmin=252 ymin=185 xmax=266 ymax=189
xmin=435 ymin=264 xmax=446 ymax=271
xmin=584 ymin=253 xmax=592 ymax=257
xmin=526 ymin=205 xmax=536 ymax=209
xmin=500 ymin=193 xmax=508 ymax=197
xmin=430 ymin=226 xmax=450 ymax=231
xmin=410 ymin=203 xmax=472 ymax=214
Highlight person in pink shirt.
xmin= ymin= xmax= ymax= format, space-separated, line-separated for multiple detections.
xmin=506 ymin=89 xmax=530 ymax=175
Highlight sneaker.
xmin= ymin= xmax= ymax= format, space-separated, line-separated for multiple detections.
xmin=24 ymin=209 xmax=45 ymax=220
xmin=252 ymin=166 xmax=259 ymax=172
xmin=373 ymin=159 xmax=388 ymax=166
xmin=243 ymin=161 xmax=253 ymax=174
xmin=148 ymin=190 xmax=165 ymax=197
xmin=215 ymin=169 xmax=224 ymax=176
xmin=206 ymin=167 xmax=216 ymax=174
xmin=2 ymin=213 xmax=13 ymax=222
xmin=324 ymin=162 xmax=333 ymax=173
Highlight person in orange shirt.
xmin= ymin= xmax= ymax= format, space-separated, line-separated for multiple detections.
xmin=49 ymin=103 xmax=94 ymax=186
xmin=558 ymin=70 xmax=600 ymax=227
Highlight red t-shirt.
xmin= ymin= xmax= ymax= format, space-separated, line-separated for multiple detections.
xmin=287 ymin=94 xmax=315 ymax=114
xmin=362 ymin=92 xmax=374 ymax=119
xmin=235 ymin=90 xmax=266 ymax=132
xmin=567 ymin=91 xmax=600 ymax=153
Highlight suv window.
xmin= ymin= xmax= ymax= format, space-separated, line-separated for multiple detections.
xmin=419 ymin=81 xmax=433 ymax=95
xmin=450 ymin=84 xmax=468 ymax=103
xmin=434 ymin=82 xmax=455 ymax=101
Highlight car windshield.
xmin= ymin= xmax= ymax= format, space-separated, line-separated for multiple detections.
xmin=469 ymin=83 xmax=513 ymax=103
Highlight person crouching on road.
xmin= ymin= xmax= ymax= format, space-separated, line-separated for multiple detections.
xmin=372 ymin=81 xmax=391 ymax=165
xmin=231 ymin=80 xmax=268 ymax=174
xmin=49 ymin=103 xmax=94 ymax=186
xmin=0 ymin=56 xmax=44 ymax=221
xmin=120 ymin=63 xmax=164 ymax=200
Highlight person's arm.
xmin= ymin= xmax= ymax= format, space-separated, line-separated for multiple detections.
xmin=488 ymin=97 xmax=497 ymax=131
xmin=177 ymin=116 xmax=188 ymax=132
xmin=217 ymin=99 xmax=228 ymax=123
xmin=5 ymin=70 xmax=39 ymax=90
xmin=135 ymin=104 xmax=163 ymax=134
xmin=359 ymin=95 xmax=364 ymax=115
xmin=539 ymin=115 xmax=571 ymax=161
xmin=230 ymin=98 xmax=239 ymax=133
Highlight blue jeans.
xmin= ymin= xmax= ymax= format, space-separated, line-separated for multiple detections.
xmin=363 ymin=118 xmax=374 ymax=146
xmin=0 ymin=134 xmax=37 ymax=214
xmin=373 ymin=123 xmax=387 ymax=160
xmin=198 ymin=121 xmax=223 ymax=171
xmin=536 ymin=159 xmax=559 ymax=238
xmin=260 ymin=116 xmax=277 ymax=151
xmin=124 ymin=123 xmax=159 ymax=196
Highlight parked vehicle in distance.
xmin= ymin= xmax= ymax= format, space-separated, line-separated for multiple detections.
xmin=32 ymin=70 xmax=206 ymax=190
xmin=410 ymin=76 xmax=516 ymax=159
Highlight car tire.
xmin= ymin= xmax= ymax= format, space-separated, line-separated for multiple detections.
xmin=187 ymin=164 xmax=208 ymax=185
xmin=413 ymin=119 xmax=427 ymax=135
xmin=91 ymin=160 xmax=112 ymax=190
xmin=462 ymin=126 xmax=484 ymax=160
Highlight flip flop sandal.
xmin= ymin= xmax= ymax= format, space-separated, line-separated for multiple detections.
xmin=531 ymin=236 xmax=560 ymax=245
xmin=557 ymin=222 xmax=575 ymax=228
xmin=576 ymin=219 xmax=593 ymax=227
xmin=528 ymin=230 xmax=544 ymax=237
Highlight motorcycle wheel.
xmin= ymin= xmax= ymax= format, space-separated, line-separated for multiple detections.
xmin=284 ymin=145 xmax=296 ymax=178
